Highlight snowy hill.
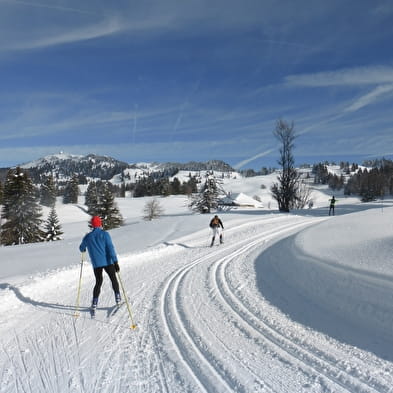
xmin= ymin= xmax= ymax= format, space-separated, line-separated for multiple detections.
xmin=16 ymin=154 xmax=236 ymax=185
xmin=2 ymin=174 xmax=393 ymax=392
xmin=20 ymin=153 xmax=130 ymax=182
xmin=20 ymin=152 xmax=84 ymax=168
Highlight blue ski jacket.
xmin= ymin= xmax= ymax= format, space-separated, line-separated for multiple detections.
xmin=79 ymin=228 xmax=118 ymax=268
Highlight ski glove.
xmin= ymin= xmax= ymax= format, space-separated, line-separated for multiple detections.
xmin=114 ymin=262 xmax=120 ymax=272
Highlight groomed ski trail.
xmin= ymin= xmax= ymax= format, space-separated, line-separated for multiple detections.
xmin=1 ymin=214 xmax=393 ymax=392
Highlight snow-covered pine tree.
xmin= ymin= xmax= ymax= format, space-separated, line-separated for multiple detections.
xmin=63 ymin=174 xmax=79 ymax=204
xmin=44 ymin=207 xmax=63 ymax=241
xmin=40 ymin=175 xmax=57 ymax=207
xmin=98 ymin=182 xmax=123 ymax=230
xmin=85 ymin=180 xmax=103 ymax=216
xmin=189 ymin=171 xmax=224 ymax=213
xmin=1 ymin=167 xmax=44 ymax=245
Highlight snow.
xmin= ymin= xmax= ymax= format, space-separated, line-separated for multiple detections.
xmin=1 ymin=175 xmax=393 ymax=393
xmin=20 ymin=153 xmax=84 ymax=168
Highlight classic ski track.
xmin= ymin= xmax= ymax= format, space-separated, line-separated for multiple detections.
xmin=160 ymin=250 xmax=234 ymax=393
xmin=159 ymin=216 xmax=323 ymax=393
xmin=212 ymin=231 xmax=388 ymax=392
xmin=187 ymin=219 xmax=327 ymax=392
xmin=219 ymin=264 xmax=393 ymax=393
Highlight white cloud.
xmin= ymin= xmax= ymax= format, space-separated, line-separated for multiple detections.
xmin=2 ymin=17 xmax=123 ymax=51
xmin=2 ymin=0 xmax=96 ymax=15
xmin=285 ymin=66 xmax=393 ymax=87
xmin=284 ymin=66 xmax=393 ymax=114
xmin=0 ymin=0 xmax=341 ymax=52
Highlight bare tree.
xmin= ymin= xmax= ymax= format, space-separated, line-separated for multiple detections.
xmin=292 ymin=180 xmax=313 ymax=209
xmin=271 ymin=119 xmax=300 ymax=212
xmin=143 ymin=198 xmax=164 ymax=221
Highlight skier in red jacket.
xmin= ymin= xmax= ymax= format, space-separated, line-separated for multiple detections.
xmin=79 ymin=216 xmax=121 ymax=310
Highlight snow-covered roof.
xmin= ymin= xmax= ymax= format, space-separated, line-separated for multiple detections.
xmin=221 ymin=192 xmax=263 ymax=208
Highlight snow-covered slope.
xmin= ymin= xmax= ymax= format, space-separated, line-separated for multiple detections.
xmin=20 ymin=152 xmax=84 ymax=168
xmin=1 ymin=191 xmax=393 ymax=392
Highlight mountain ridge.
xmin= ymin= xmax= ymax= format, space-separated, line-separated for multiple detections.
xmin=1 ymin=153 xmax=235 ymax=183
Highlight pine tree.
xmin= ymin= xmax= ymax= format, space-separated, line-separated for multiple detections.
xmin=98 ymin=182 xmax=123 ymax=230
xmin=1 ymin=167 xmax=44 ymax=245
xmin=40 ymin=175 xmax=57 ymax=207
xmin=85 ymin=180 xmax=103 ymax=216
xmin=44 ymin=207 xmax=63 ymax=241
xmin=63 ymin=174 xmax=79 ymax=204
xmin=0 ymin=181 xmax=3 ymax=205
xmin=171 ymin=177 xmax=181 ymax=194
xmin=190 ymin=171 xmax=224 ymax=213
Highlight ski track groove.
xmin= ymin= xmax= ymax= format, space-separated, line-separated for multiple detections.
xmin=158 ymin=216 xmax=323 ymax=393
xmin=149 ymin=317 xmax=171 ymax=393
xmin=199 ymin=219 xmax=330 ymax=391
xmin=212 ymin=230 xmax=389 ymax=393
xmin=201 ymin=263 xmax=284 ymax=393
xmin=160 ymin=252 xmax=229 ymax=393
xmin=150 ymin=284 xmax=196 ymax=393
xmin=180 ymin=263 xmax=278 ymax=393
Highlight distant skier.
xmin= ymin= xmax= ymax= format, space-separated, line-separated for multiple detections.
xmin=329 ymin=196 xmax=336 ymax=216
xmin=209 ymin=215 xmax=224 ymax=247
xmin=79 ymin=216 xmax=121 ymax=311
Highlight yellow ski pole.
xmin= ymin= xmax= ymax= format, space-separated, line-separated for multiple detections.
xmin=74 ymin=252 xmax=85 ymax=318
xmin=116 ymin=271 xmax=137 ymax=330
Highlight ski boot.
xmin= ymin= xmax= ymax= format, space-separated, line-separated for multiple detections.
xmin=115 ymin=292 xmax=121 ymax=306
xmin=90 ymin=297 xmax=98 ymax=318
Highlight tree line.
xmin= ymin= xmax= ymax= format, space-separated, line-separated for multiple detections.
xmin=344 ymin=159 xmax=393 ymax=201
xmin=311 ymin=159 xmax=393 ymax=201
xmin=269 ymin=119 xmax=393 ymax=211
xmin=0 ymin=168 xmax=124 ymax=246
xmin=2 ymin=134 xmax=393 ymax=244
xmin=0 ymin=167 xmax=63 ymax=245
xmin=0 ymin=167 xmax=200 ymax=246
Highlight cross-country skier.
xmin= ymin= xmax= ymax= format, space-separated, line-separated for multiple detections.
xmin=79 ymin=216 xmax=121 ymax=311
xmin=209 ymin=215 xmax=224 ymax=247
xmin=329 ymin=196 xmax=337 ymax=216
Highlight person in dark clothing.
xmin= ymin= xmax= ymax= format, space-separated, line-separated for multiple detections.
xmin=329 ymin=196 xmax=336 ymax=216
xmin=209 ymin=215 xmax=224 ymax=247
xmin=79 ymin=216 xmax=121 ymax=309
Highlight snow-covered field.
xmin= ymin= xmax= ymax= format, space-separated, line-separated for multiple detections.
xmin=1 ymin=174 xmax=393 ymax=393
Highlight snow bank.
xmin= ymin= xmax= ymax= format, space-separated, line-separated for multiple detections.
xmin=257 ymin=204 xmax=393 ymax=361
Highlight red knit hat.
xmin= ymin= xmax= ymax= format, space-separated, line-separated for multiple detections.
xmin=91 ymin=216 xmax=102 ymax=228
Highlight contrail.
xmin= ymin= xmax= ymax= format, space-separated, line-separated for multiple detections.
xmin=170 ymin=78 xmax=202 ymax=140
xmin=234 ymin=148 xmax=275 ymax=170
xmin=132 ymin=104 xmax=138 ymax=144
xmin=2 ymin=0 xmax=97 ymax=15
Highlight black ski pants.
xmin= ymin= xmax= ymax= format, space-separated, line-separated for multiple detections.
xmin=93 ymin=264 xmax=120 ymax=299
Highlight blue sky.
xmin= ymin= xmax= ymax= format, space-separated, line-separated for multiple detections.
xmin=0 ymin=0 xmax=393 ymax=170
